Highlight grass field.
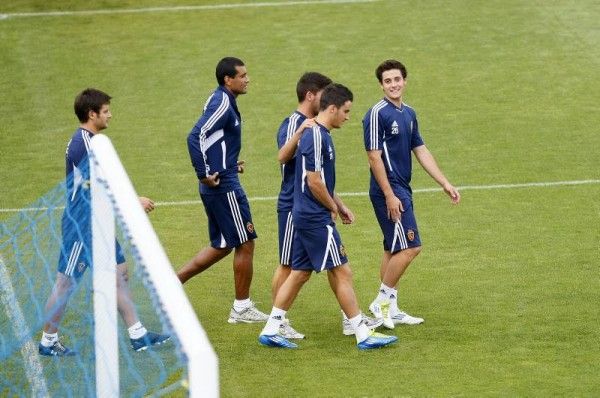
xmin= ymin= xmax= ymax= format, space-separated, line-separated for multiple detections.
xmin=1 ymin=0 xmax=599 ymax=396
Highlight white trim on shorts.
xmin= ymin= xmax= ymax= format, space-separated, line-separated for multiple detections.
xmin=280 ymin=212 xmax=294 ymax=265
xmin=64 ymin=241 xmax=83 ymax=276
xmin=226 ymin=191 xmax=248 ymax=243
xmin=320 ymin=225 xmax=343 ymax=271
xmin=391 ymin=220 xmax=408 ymax=252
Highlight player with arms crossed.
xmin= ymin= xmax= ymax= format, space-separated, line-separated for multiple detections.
xmin=259 ymin=83 xmax=397 ymax=350
xmin=363 ymin=60 xmax=461 ymax=329
xmin=180 ymin=57 xmax=268 ymax=323
xmin=39 ymin=88 xmax=169 ymax=356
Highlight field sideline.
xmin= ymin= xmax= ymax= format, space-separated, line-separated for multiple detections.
xmin=1 ymin=0 xmax=598 ymax=397
xmin=1 ymin=179 xmax=599 ymax=213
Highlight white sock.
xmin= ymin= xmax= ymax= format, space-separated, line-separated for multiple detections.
xmin=233 ymin=298 xmax=251 ymax=312
xmin=375 ymin=283 xmax=393 ymax=303
xmin=349 ymin=314 xmax=370 ymax=343
xmin=41 ymin=332 xmax=58 ymax=347
xmin=261 ymin=307 xmax=286 ymax=336
xmin=389 ymin=287 xmax=399 ymax=314
xmin=128 ymin=322 xmax=148 ymax=339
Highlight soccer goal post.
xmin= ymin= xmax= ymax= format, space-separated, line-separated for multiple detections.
xmin=89 ymin=134 xmax=218 ymax=397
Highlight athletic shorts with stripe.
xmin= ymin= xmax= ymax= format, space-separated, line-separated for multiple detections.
xmin=278 ymin=211 xmax=294 ymax=266
xmin=58 ymin=220 xmax=126 ymax=279
xmin=370 ymin=194 xmax=421 ymax=253
xmin=200 ymin=189 xmax=257 ymax=249
xmin=291 ymin=223 xmax=348 ymax=273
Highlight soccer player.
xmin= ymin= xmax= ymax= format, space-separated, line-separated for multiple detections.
xmin=363 ymin=59 xmax=461 ymax=328
xmin=272 ymin=72 xmax=328 ymax=339
xmin=179 ymin=57 xmax=268 ymax=323
xmin=274 ymin=72 xmax=382 ymax=339
xmin=259 ymin=83 xmax=397 ymax=350
xmin=39 ymin=88 xmax=170 ymax=356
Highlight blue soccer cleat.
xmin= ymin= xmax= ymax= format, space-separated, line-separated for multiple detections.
xmin=131 ymin=331 xmax=171 ymax=352
xmin=259 ymin=334 xmax=298 ymax=349
xmin=39 ymin=341 xmax=77 ymax=357
xmin=357 ymin=331 xmax=398 ymax=350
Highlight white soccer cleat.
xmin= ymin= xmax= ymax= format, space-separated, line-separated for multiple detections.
xmin=342 ymin=313 xmax=384 ymax=336
xmin=279 ymin=319 xmax=305 ymax=339
xmin=369 ymin=300 xmax=394 ymax=329
xmin=227 ymin=301 xmax=269 ymax=324
xmin=391 ymin=310 xmax=424 ymax=325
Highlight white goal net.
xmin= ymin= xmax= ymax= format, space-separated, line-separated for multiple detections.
xmin=0 ymin=134 xmax=218 ymax=397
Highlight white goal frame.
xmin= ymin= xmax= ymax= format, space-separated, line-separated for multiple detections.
xmin=89 ymin=134 xmax=218 ymax=397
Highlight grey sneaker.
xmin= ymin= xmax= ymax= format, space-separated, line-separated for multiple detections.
xmin=227 ymin=302 xmax=269 ymax=324
xmin=342 ymin=313 xmax=384 ymax=336
xmin=279 ymin=319 xmax=305 ymax=339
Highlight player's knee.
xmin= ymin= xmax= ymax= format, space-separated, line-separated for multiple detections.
xmin=235 ymin=240 xmax=254 ymax=256
xmin=329 ymin=264 xmax=353 ymax=281
xmin=300 ymin=271 xmax=312 ymax=283
xmin=339 ymin=264 xmax=354 ymax=281
xmin=55 ymin=274 xmax=75 ymax=294
xmin=291 ymin=270 xmax=311 ymax=284
xmin=215 ymin=247 xmax=233 ymax=256
xmin=409 ymin=246 xmax=422 ymax=258
xmin=239 ymin=239 xmax=254 ymax=251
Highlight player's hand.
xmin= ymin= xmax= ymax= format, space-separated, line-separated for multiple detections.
xmin=200 ymin=172 xmax=220 ymax=187
xmin=237 ymin=160 xmax=245 ymax=174
xmin=338 ymin=205 xmax=355 ymax=225
xmin=298 ymin=118 xmax=315 ymax=132
xmin=385 ymin=194 xmax=403 ymax=222
xmin=139 ymin=197 xmax=155 ymax=213
xmin=443 ymin=183 xmax=461 ymax=204
xmin=330 ymin=204 xmax=339 ymax=222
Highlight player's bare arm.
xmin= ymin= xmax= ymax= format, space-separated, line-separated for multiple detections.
xmin=277 ymin=119 xmax=315 ymax=164
xmin=367 ymin=150 xmax=403 ymax=221
xmin=413 ymin=145 xmax=461 ymax=204
xmin=306 ymin=171 xmax=338 ymax=220
xmin=334 ymin=194 xmax=355 ymax=224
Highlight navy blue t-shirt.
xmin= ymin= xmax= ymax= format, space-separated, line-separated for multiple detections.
xmin=363 ymin=98 xmax=424 ymax=200
xmin=292 ymin=123 xmax=336 ymax=230
xmin=187 ymin=86 xmax=244 ymax=195
xmin=64 ymin=128 xmax=93 ymax=222
xmin=277 ymin=110 xmax=307 ymax=212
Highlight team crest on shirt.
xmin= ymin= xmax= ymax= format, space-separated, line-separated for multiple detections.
xmin=77 ymin=262 xmax=86 ymax=273
xmin=391 ymin=121 xmax=399 ymax=135
xmin=407 ymin=230 xmax=415 ymax=241
xmin=246 ymin=222 xmax=254 ymax=234
xmin=328 ymin=145 xmax=334 ymax=160
xmin=339 ymin=244 xmax=347 ymax=257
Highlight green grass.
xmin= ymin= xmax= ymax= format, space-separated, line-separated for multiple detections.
xmin=1 ymin=0 xmax=599 ymax=396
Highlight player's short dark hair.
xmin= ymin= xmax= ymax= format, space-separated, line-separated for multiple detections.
xmin=296 ymin=72 xmax=332 ymax=102
xmin=216 ymin=57 xmax=245 ymax=86
xmin=74 ymin=88 xmax=112 ymax=123
xmin=319 ymin=83 xmax=353 ymax=110
xmin=375 ymin=59 xmax=408 ymax=83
